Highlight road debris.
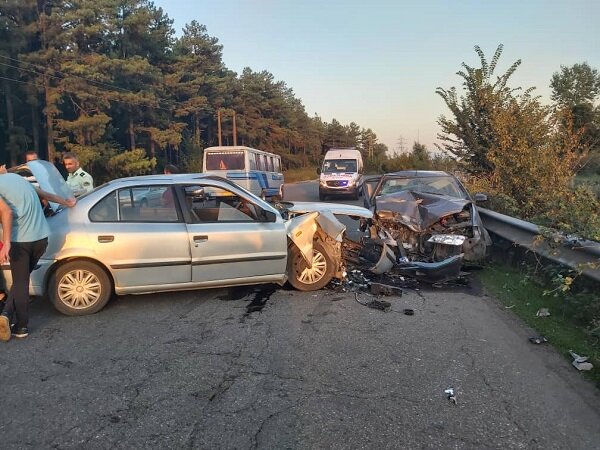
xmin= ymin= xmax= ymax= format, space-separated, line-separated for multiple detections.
xmin=536 ymin=308 xmax=551 ymax=317
xmin=403 ymin=308 xmax=415 ymax=316
xmin=569 ymin=350 xmax=594 ymax=371
xmin=354 ymin=292 xmax=391 ymax=311
xmin=529 ymin=336 xmax=548 ymax=344
xmin=444 ymin=387 xmax=457 ymax=405
xmin=370 ymin=282 xmax=403 ymax=296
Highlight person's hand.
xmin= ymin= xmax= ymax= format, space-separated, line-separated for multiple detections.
xmin=0 ymin=242 xmax=10 ymax=264
xmin=64 ymin=197 xmax=77 ymax=208
xmin=0 ymin=165 xmax=6 ymax=174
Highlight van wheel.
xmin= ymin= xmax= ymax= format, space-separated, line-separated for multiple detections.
xmin=319 ymin=192 xmax=326 ymax=201
xmin=287 ymin=241 xmax=334 ymax=291
xmin=49 ymin=261 xmax=112 ymax=316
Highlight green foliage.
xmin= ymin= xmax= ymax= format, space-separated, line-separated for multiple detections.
xmin=106 ymin=149 xmax=156 ymax=178
xmin=550 ymin=62 xmax=600 ymax=107
xmin=0 ymin=0 xmax=384 ymax=179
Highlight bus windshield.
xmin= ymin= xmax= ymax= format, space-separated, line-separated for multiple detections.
xmin=205 ymin=151 xmax=245 ymax=170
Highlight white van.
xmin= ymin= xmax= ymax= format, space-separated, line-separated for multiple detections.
xmin=318 ymin=148 xmax=364 ymax=200
xmin=203 ymin=146 xmax=284 ymax=201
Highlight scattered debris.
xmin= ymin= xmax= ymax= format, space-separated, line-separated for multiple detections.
xmin=354 ymin=292 xmax=391 ymax=311
xmin=529 ymin=336 xmax=548 ymax=344
xmin=370 ymin=282 xmax=403 ymax=296
xmin=504 ymin=305 xmax=515 ymax=309
xmin=569 ymin=350 xmax=594 ymax=371
xmin=444 ymin=387 xmax=457 ymax=405
xmin=536 ymin=308 xmax=551 ymax=317
xmin=403 ymin=308 xmax=415 ymax=316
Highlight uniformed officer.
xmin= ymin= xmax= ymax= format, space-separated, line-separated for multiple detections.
xmin=63 ymin=152 xmax=94 ymax=196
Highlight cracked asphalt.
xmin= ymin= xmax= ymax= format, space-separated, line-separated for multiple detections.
xmin=1 ymin=281 xmax=600 ymax=449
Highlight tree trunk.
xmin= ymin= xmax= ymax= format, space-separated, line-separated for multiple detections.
xmin=194 ymin=113 xmax=200 ymax=147
xmin=44 ymin=76 xmax=56 ymax=162
xmin=31 ymin=101 xmax=40 ymax=158
xmin=128 ymin=119 xmax=135 ymax=150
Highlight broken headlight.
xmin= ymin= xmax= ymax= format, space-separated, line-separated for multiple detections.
xmin=427 ymin=234 xmax=466 ymax=246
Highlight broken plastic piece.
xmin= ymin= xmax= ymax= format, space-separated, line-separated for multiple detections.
xmin=403 ymin=308 xmax=414 ymax=316
xmin=444 ymin=388 xmax=457 ymax=405
xmin=536 ymin=308 xmax=550 ymax=317
xmin=529 ymin=336 xmax=548 ymax=344
xmin=569 ymin=350 xmax=589 ymax=364
xmin=572 ymin=360 xmax=594 ymax=371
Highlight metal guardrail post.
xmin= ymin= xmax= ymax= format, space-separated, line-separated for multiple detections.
xmin=479 ymin=207 xmax=600 ymax=283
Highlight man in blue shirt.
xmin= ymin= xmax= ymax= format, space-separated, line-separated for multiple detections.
xmin=0 ymin=173 xmax=76 ymax=341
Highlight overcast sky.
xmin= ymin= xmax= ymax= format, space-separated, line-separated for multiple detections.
xmin=153 ymin=0 xmax=600 ymax=153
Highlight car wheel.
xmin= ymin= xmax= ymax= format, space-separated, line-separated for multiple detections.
xmin=49 ymin=261 xmax=112 ymax=316
xmin=287 ymin=241 xmax=334 ymax=291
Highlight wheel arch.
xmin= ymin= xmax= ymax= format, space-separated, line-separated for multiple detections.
xmin=43 ymin=257 xmax=116 ymax=297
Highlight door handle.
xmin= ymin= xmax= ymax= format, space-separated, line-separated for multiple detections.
xmin=98 ymin=235 xmax=114 ymax=243
xmin=193 ymin=235 xmax=208 ymax=244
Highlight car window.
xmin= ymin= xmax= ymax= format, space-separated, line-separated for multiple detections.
xmin=89 ymin=186 xmax=179 ymax=223
xmin=183 ymin=184 xmax=261 ymax=223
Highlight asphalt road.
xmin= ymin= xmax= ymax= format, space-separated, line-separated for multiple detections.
xmin=1 ymin=181 xmax=599 ymax=449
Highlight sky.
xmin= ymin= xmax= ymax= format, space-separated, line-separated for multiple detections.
xmin=153 ymin=0 xmax=600 ymax=154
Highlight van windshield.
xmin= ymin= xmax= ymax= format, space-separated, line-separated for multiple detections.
xmin=322 ymin=159 xmax=357 ymax=173
xmin=205 ymin=151 xmax=245 ymax=170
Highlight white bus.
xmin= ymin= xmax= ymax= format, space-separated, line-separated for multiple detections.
xmin=202 ymin=146 xmax=284 ymax=201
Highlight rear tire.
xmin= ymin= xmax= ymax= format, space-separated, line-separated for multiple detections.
xmin=49 ymin=261 xmax=112 ymax=316
xmin=287 ymin=241 xmax=334 ymax=291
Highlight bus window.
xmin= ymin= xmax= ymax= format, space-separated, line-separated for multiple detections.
xmin=255 ymin=153 xmax=262 ymax=170
xmin=205 ymin=151 xmax=245 ymax=170
xmin=249 ymin=155 xmax=256 ymax=170
xmin=262 ymin=155 xmax=268 ymax=172
xmin=274 ymin=157 xmax=281 ymax=172
xmin=267 ymin=156 xmax=274 ymax=172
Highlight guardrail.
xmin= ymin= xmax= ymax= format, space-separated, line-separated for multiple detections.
xmin=478 ymin=207 xmax=600 ymax=283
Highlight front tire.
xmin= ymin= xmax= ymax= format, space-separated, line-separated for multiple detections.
xmin=287 ymin=241 xmax=334 ymax=291
xmin=49 ymin=261 xmax=112 ymax=316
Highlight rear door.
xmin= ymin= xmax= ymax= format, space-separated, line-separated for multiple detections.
xmin=180 ymin=183 xmax=288 ymax=283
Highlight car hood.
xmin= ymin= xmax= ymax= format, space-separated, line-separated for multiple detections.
xmin=282 ymin=201 xmax=373 ymax=218
xmin=26 ymin=160 xmax=73 ymax=212
xmin=375 ymin=190 xmax=471 ymax=232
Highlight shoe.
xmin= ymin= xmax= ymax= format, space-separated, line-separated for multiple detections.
xmin=0 ymin=314 xmax=10 ymax=342
xmin=11 ymin=327 xmax=29 ymax=338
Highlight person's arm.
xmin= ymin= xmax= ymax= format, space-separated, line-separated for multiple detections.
xmin=0 ymin=197 xmax=12 ymax=263
xmin=34 ymin=187 xmax=77 ymax=208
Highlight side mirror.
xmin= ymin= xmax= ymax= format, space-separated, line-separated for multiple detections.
xmin=191 ymin=188 xmax=206 ymax=201
xmin=316 ymin=167 xmax=321 ymax=175
xmin=474 ymin=193 xmax=488 ymax=203
xmin=263 ymin=210 xmax=277 ymax=223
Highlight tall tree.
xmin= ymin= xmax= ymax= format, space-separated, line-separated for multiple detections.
xmin=550 ymin=63 xmax=600 ymax=107
xmin=436 ymin=44 xmax=523 ymax=174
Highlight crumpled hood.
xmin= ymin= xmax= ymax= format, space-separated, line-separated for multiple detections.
xmin=283 ymin=201 xmax=372 ymax=218
xmin=375 ymin=190 xmax=471 ymax=232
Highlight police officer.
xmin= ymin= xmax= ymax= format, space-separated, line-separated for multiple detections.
xmin=63 ymin=152 xmax=94 ymax=196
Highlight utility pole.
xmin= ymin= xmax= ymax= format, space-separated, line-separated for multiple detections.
xmin=217 ymin=108 xmax=238 ymax=146
xmin=232 ymin=111 xmax=237 ymax=146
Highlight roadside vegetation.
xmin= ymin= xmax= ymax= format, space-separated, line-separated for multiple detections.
xmin=480 ymin=262 xmax=600 ymax=387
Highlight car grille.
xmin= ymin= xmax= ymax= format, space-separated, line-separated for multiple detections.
xmin=326 ymin=180 xmax=348 ymax=187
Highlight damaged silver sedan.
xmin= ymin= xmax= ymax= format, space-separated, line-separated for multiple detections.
xmin=3 ymin=161 xmax=372 ymax=316
xmin=360 ymin=171 xmax=491 ymax=277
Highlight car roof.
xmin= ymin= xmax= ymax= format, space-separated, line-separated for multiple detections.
xmin=384 ymin=170 xmax=452 ymax=178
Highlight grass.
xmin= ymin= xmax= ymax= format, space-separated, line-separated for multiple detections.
xmin=574 ymin=173 xmax=600 ymax=197
xmin=283 ymin=166 xmax=318 ymax=184
xmin=479 ymin=262 xmax=600 ymax=387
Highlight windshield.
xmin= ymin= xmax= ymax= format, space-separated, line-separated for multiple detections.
xmin=379 ymin=176 xmax=468 ymax=199
xmin=322 ymin=159 xmax=357 ymax=173
xmin=205 ymin=151 xmax=245 ymax=170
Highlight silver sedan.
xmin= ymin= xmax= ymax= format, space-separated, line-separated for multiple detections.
xmin=3 ymin=161 xmax=372 ymax=316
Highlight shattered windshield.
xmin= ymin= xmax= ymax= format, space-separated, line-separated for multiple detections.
xmin=322 ymin=159 xmax=357 ymax=173
xmin=379 ymin=176 xmax=468 ymax=199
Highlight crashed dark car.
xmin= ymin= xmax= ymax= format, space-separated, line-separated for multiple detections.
xmin=362 ymin=171 xmax=491 ymax=264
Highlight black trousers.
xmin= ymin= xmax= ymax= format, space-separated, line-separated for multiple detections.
xmin=3 ymin=238 xmax=48 ymax=328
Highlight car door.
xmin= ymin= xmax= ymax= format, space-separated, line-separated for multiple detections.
xmin=180 ymin=183 xmax=288 ymax=284
xmin=88 ymin=185 xmax=192 ymax=289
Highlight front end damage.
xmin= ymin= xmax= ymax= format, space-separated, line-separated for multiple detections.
xmin=279 ymin=199 xmax=472 ymax=286
xmin=367 ymin=190 xmax=489 ymax=264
